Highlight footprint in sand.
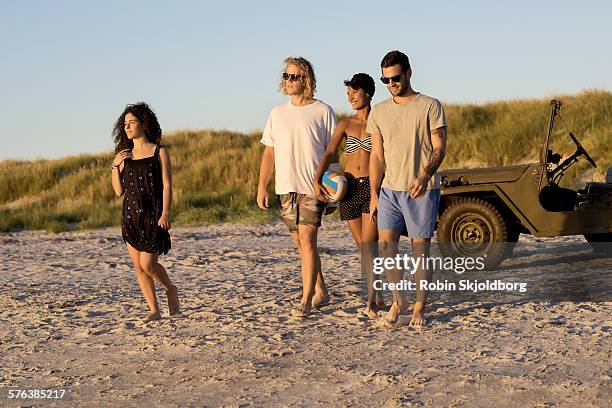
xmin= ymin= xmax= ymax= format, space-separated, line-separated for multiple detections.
xmin=89 ymin=327 xmax=113 ymax=336
xmin=85 ymin=310 xmax=111 ymax=318
xmin=118 ymin=321 xmax=136 ymax=330
xmin=332 ymin=309 xmax=355 ymax=318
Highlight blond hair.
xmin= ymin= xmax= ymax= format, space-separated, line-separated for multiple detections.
xmin=279 ymin=57 xmax=317 ymax=98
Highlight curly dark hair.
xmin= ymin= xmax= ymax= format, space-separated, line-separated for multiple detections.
xmin=112 ymin=102 xmax=162 ymax=153
xmin=343 ymin=73 xmax=375 ymax=98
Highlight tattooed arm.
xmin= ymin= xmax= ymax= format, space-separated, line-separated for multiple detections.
xmin=409 ymin=126 xmax=447 ymax=198
xmin=423 ymin=127 xmax=447 ymax=177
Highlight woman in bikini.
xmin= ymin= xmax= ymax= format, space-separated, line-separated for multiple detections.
xmin=314 ymin=73 xmax=384 ymax=317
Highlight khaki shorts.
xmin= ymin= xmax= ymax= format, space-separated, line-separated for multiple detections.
xmin=278 ymin=193 xmax=325 ymax=232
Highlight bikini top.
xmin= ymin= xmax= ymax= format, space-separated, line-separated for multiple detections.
xmin=345 ymin=135 xmax=372 ymax=154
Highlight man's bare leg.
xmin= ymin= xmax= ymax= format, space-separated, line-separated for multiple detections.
xmin=379 ymin=229 xmax=409 ymax=323
xmin=290 ymin=231 xmax=303 ymax=259
xmin=290 ymin=230 xmax=304 ymax=301
xmin=290 ymin=225 xmax=321 ymax=316
xmin=311 ymin=254 xmax=329 ymax=308
xmin=291 ymin=230 xmax=327 ymax=308
xmin=411 ymin=238 xmax=432 ymax=326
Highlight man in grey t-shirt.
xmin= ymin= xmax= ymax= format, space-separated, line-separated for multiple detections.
xmin=367 ymin=50 xmax=447 ymax=327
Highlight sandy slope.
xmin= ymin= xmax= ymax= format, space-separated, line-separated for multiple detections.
xmin=0 ymin=221 xmax=610 ymax=407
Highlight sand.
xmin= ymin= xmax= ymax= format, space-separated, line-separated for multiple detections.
xmin=0 ymin=220 xmax=610 ymax=407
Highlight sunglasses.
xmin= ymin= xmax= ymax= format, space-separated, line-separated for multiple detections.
xmin=282 ymin=72 xmax=303 ymax=82
xmin=380 ymin=73 xmax=403 ymax=84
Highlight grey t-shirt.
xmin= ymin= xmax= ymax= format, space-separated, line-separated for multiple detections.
xmin=366 ymin=93 xmax=446 ymax=191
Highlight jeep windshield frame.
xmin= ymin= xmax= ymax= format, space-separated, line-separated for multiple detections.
xmin=538 ymin=99 xmax=563 ymax=193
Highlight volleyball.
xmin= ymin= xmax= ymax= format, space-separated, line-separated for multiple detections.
xmin=322 ymin=171 xmax=347 ymax=203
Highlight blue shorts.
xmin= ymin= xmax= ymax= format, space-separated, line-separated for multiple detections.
xmin=377 ymin=188 xmax=440 ymax=238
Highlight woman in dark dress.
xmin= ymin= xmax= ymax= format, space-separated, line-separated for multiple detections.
xmin=111 ymin=102 xmax=180 ymax=322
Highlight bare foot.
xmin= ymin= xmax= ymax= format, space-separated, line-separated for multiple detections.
xmin=142 ymin=311 xmax=161 ymax=323
xmin=381 ymin=300 xmax=409 ymax=324
xmin=291 ymin=303 xmax=311 ymax=318
xmin=361 ymin=302 xmax=385 ymax=319
xmin=360 ymin=306 xmax=378 ymax=319
xmin=166 ymin=285 xmax=181 ymax=316
xmin=409 ymin=302 xmax=427 ymax=329
xmin=311 ymin=292 xmax=330 ymax=309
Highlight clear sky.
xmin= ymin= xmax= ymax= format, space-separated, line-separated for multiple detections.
xmin=1 ymin=0 xmax=610 ymax=160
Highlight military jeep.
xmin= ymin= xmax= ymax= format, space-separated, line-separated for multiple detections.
xmin=436 ymin=100 xmax=612 ymax=269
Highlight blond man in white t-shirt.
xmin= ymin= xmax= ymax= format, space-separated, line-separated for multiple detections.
xmin=257 ymin=57 xmax=337 ymax=317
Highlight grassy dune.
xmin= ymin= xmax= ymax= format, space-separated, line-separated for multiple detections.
xmin=1 ymin=90 xmax=610 ymax=232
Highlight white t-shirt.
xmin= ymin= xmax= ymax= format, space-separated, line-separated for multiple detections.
xmin=260 ymin=100 xmax=337 ymax=195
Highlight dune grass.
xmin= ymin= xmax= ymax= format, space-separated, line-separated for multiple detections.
xmin=1 ymin=90 xmax=610 ymax=232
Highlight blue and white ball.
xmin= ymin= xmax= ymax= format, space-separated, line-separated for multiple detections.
xmin=322 ymin=171 xmax=347 ymax=203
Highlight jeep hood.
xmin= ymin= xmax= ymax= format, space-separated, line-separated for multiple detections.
xmin=439 ymin=164 xmax=533 ymax=186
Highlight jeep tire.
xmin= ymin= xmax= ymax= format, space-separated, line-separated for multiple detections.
xmin=437 ymin=197 xmax=517 ymax=269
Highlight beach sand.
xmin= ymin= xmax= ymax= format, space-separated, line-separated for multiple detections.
xmin=1 ymin=220 xmax=610 ymax=407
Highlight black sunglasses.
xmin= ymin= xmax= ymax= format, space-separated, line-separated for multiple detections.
xmin=282 ymin=72 xmax=303 ymax=82
xmin=380 ymin=73 xmax=403 ymax=84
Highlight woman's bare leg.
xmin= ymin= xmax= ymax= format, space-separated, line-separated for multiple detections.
xmin=361 ymin=214 xmax=383 ymax=310
xmin=347 ymin=215 xmax=384 ymax=315
xmin=346 ymin=218 xmax=362 ymax=247
xmin=139 ymin=252 xmax=173 ymax=290
xmin=126 ymin=243 xmax=160 ymax=318
xmin=346 ymin=217 xmax=369 ymax=309
xmin=140 ymin=251 xmax=180 ymax=315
